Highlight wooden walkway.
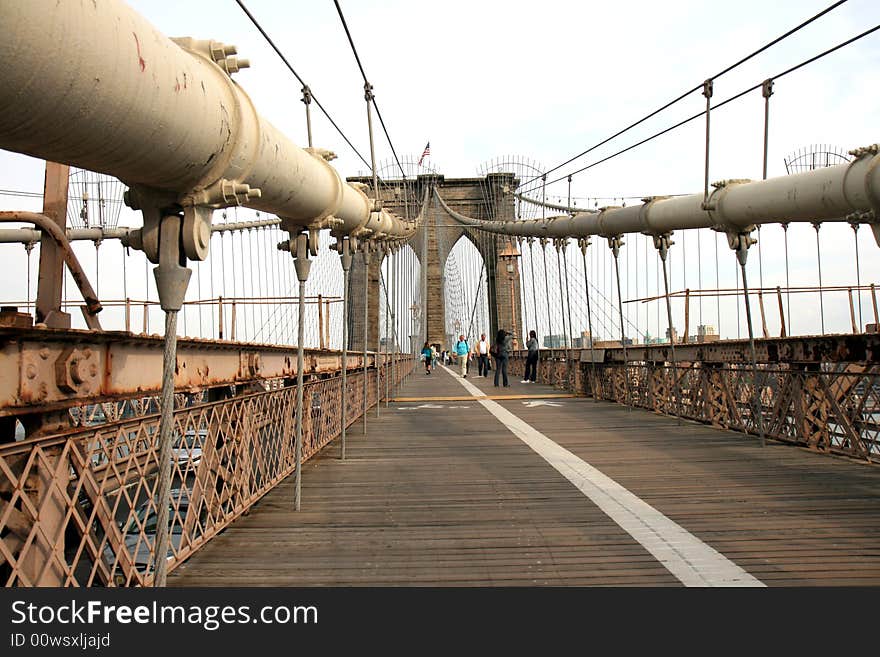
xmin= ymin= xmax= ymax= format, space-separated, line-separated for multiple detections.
xmin=169 ymin=365 xmax=880 ymax=586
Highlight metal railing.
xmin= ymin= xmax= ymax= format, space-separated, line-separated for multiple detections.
xmin=0 ymin=357 xmax=412 ymax=586
xmin=510 ymin=346 xmax=880 ymax=463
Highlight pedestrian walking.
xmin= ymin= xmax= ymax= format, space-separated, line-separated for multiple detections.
xmin=474 ymin=333 xmax=490 ymax=377
xmin=522 ymin=329 xmax=539 ymax=383
xmin=421 ymin=341 xmax=433 ymax=375
xmin=454 ymin=334 xmax=470 ymax=377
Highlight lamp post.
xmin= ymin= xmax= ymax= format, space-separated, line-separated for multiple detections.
xmin=409 ymin=302 xmax=419 ymax=355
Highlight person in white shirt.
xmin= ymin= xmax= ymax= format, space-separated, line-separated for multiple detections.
xmin=474 ymin=333 xmax=490 ymax=377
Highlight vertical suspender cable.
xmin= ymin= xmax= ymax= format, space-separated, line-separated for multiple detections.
xmin=733 ymin=234 xmax=765 ymax=447
xmin=610 ymin=236 xmax=632 ymax=409
xmin=580 ymin=241 xmax=598 ymax=402
xmin=563 ymin=242 xmax=574 ymax=352
xmin=301 ymin=86 xmax=313 ymax=148
xmin=363 ymin=249 xmax=370 ymax=434
xmin=292 ymin=233 xmax=311 ymax=511
xmin=701 ymin=79 xmax=713 ymax=208
xmin=656 ymin=234 xmax=682 ymax=423
xmin=815 ymin=222 xmax=825 ymax=334
xmin=340 ymin=240 xmax=352 ymax=460
xmin=528 ymin=239 xmax=539 ymax=341
xmin=555 ymin=241 xmax=568 ymax=348
xmin=853 ymin=222 xmax=863 ymax=331
xmin=541 ymin=240 xmax=554 ymax=346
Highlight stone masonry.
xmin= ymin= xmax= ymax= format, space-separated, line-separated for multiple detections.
xmin=346 ymin=173 xmax=522 ymax=352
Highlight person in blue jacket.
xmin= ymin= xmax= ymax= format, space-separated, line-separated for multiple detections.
xmin=454 ymin=334 xmax=470 ymax=378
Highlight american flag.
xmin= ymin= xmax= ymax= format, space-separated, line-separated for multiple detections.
xmin=418 ymin=141 xmax=430 ymax=166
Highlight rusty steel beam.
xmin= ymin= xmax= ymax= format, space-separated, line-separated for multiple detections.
xmin=522 ymin=333 xmax=880 ymax=366
xmin=0 ymin=327 xmax=408 ymax=417
xmin=34 ymin=162 xmax=70 ymax=329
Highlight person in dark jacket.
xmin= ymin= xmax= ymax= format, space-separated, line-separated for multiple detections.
xmin=522 ymin=330 xmax=539 ymax=383
xmin=493 ymin=328 xmax=511 ymax=387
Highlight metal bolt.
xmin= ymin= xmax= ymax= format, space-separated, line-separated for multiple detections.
xmin=25 ymin=363 xmax=37 ymax=379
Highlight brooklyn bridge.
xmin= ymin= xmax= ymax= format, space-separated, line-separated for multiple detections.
xmin=0 ymin=0 xmax=879 ymax=587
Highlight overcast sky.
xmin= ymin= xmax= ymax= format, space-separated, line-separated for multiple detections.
xmin=1 ymin=0 xmax=878 ymax=340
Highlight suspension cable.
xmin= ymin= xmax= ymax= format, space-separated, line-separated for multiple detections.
xmin=539 ymin=21 xmax=880 ymax=189
xmin=233 ymin=0 xmax=372 ymax=169
xmin=520 ymin=0 xmax=851 ymax=192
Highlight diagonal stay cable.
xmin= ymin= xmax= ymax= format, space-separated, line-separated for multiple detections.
xmin=234 ymin=0 xmax=373 ymax=171
xmin=545 ymin=21 xmax=880 ymax=188
xmin=331 ymin=0 xmax=409 ymax=180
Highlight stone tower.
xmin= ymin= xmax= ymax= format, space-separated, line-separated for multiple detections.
xmin=346 ymin=172 xmax=522 ymax=352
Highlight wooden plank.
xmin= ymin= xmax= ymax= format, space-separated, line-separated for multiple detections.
xmin=170 ymin=367 xmax=880 ymax=587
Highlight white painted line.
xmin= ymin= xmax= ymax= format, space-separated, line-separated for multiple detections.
xmin=442 ymin=365 xmax=763 ymax=587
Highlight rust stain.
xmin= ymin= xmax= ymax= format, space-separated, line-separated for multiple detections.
xmin=132 ymin=32 xmax=146 ymax=72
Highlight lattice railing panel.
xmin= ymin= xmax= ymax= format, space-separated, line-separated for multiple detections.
xmin=1 ymin=357 xmax=413 ymax=587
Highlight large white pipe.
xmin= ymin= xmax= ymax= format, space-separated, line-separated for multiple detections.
xmin=0 ymin=0 xmax=414 ymax=241
xmin=440 ymin=146 xmax=880 ymax=239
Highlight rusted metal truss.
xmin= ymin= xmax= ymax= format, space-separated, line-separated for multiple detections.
xmin=511 ymin=334 xmax=880 ymax=463
xmin=0 ymin=327 xmax=402 ymax=424
xmin=0 ymin=358 xmax=413 ymax=586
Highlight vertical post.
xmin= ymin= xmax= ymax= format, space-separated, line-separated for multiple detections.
xmin=292 ymin=233 xmax=311 ymax=511
xmin=339 ymin=238 xmax=352 ymax=460
xmin=776 ymin=286 xmax=787 ymax=338
xmin=36 ymin=161 xmax=71 ymax=328
xmin=683 ymin=289 xmax=690 ymax=344
xmin=655 ymin=233 xmax=682 ymax=423
xmin=757 ymin=290 xmax=769 ymax=338
xmin=125 ymin=297 xmax=131 ymax=332
xmin=325 ymin=300 xmax=331 ymax=347
xmin=143 ymin=302 xmax=149 ymax=334
xmin=849 ymin=288 xmax=858 ymax=334
xmin=230 ymin=301 xmax=236 ymax=341
xmin=872 ymin=283 xmax=879 ymax=327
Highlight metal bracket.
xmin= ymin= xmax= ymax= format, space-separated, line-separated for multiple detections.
xmin=652 ymin=232 xmax=674 ymax=261
xmin=171 ymin=38 xmax=250 ymax=77
xmin=293 ymin=232 xmax=312 ymax=283
xmin=726 ymin=230 xmax=757 ymax=266
xmin=153 ymin=215 xmax=192 ymax=312
xmin=607 ymin=234 xmax=624 ymax=258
